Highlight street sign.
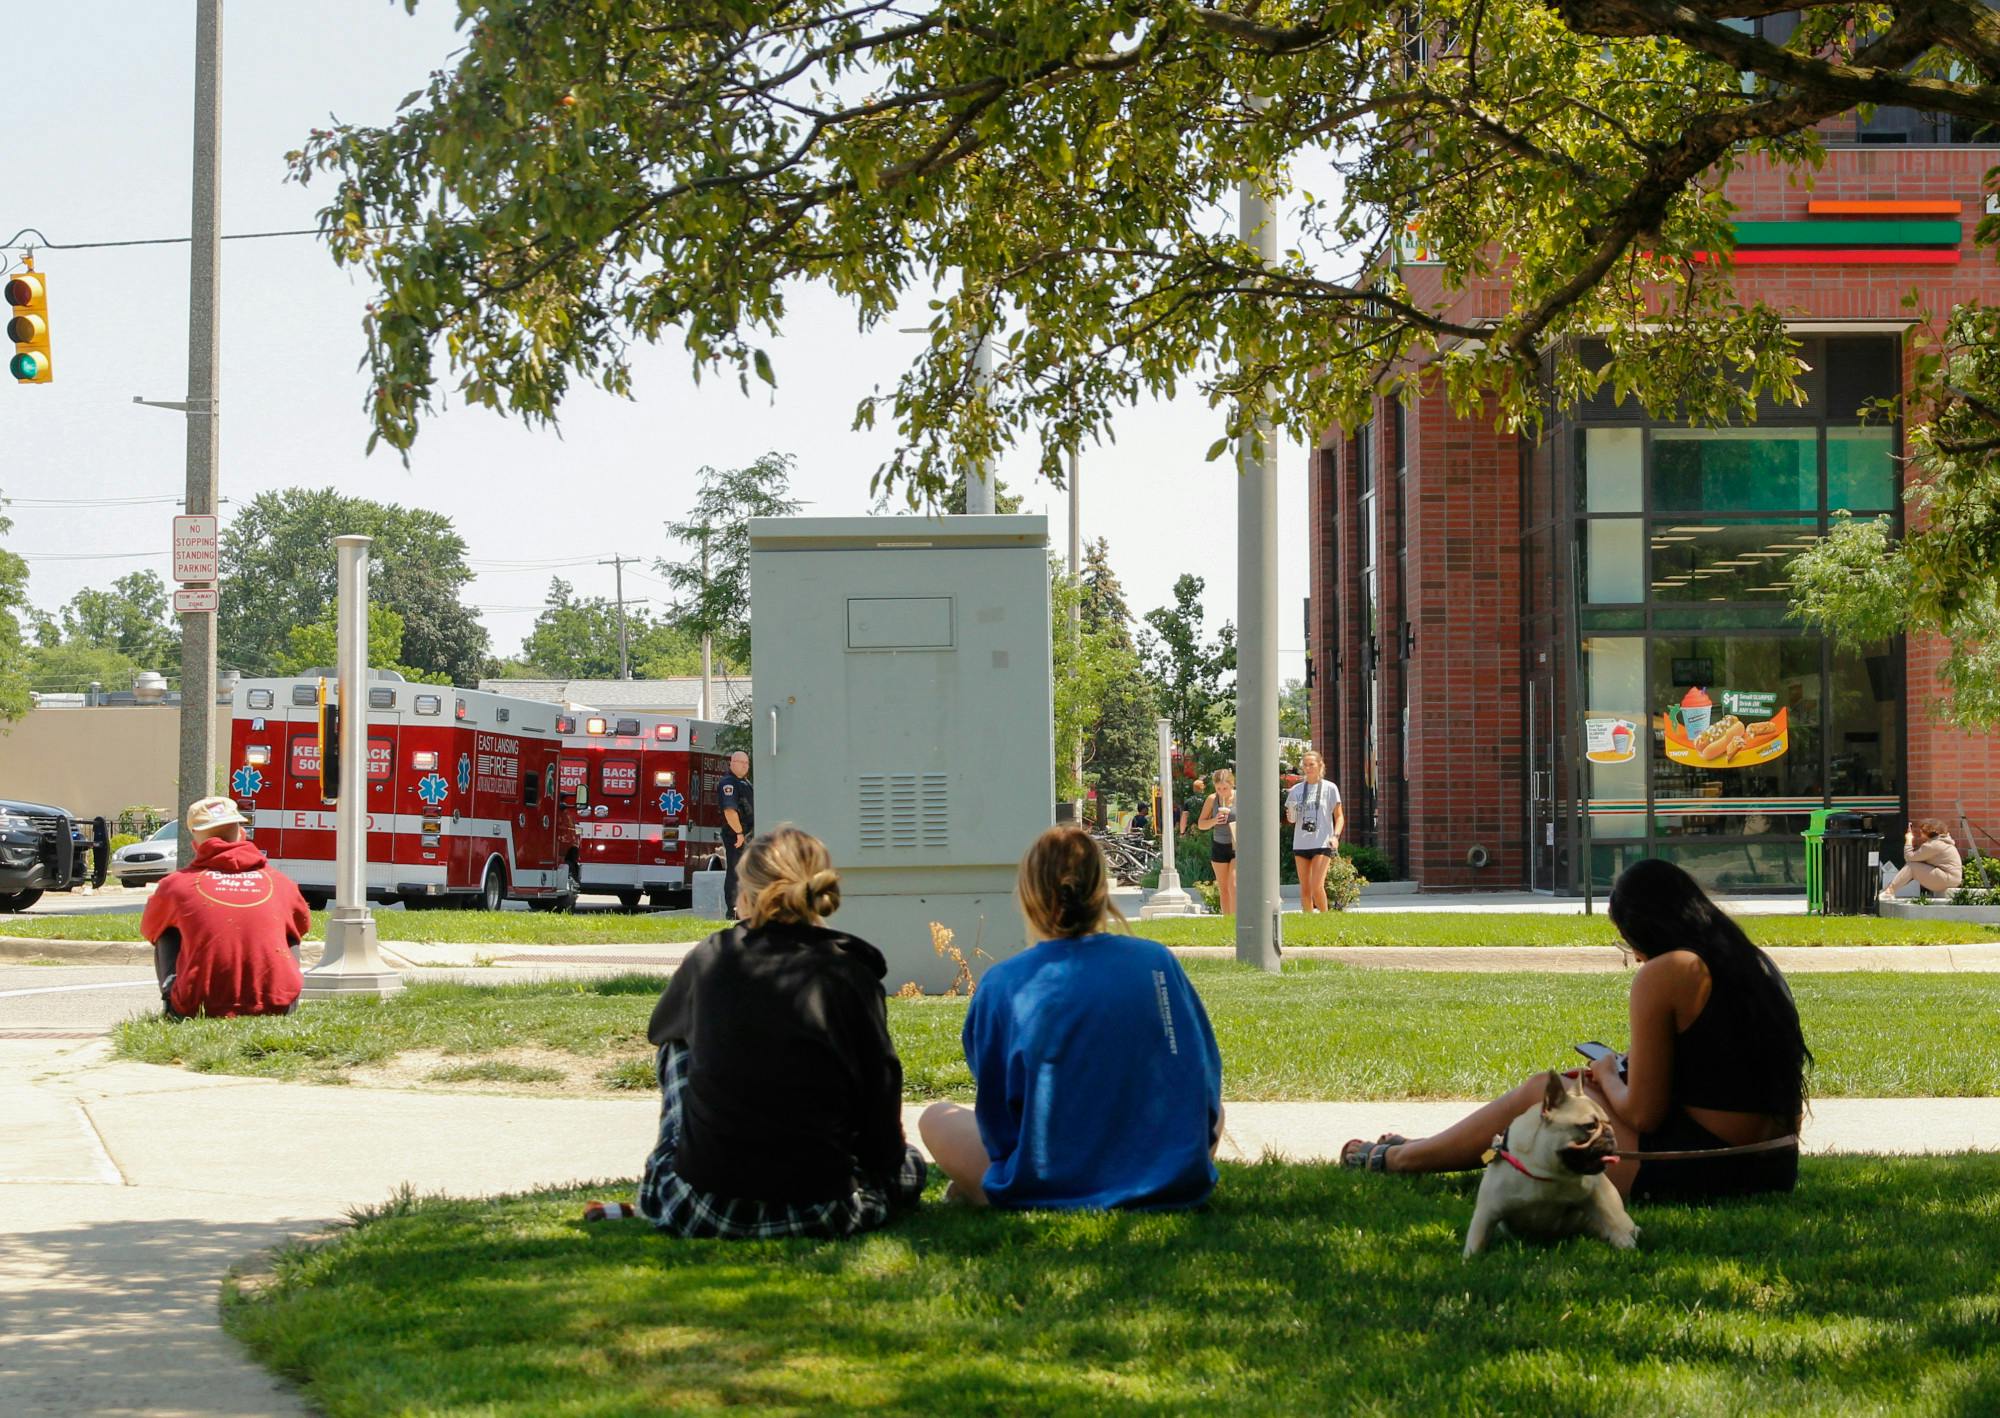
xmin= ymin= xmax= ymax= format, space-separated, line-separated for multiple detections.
xmin=172 ymin=514 xmax=218 ymax=582
xmin=172 ymin=587 xmax=218 ymax=613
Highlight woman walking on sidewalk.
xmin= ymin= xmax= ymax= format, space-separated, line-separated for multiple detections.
xmin=1197 ymin=769 xmax=1239 ymax=917
xmin=1285 ymin=752 xmax=1344 ymax=913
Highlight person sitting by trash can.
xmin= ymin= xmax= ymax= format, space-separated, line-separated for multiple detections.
xmin=141 ymin=797 xmax=310 ymax=1019
xmin=1881 ymin=819 xmax=1965 ymax=901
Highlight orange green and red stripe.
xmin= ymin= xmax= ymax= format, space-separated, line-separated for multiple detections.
xmin=1695 ymin=201 xmax=1965 ymax=266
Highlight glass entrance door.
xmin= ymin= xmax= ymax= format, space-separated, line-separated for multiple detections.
xmin=1528 ymin=667 xmax=1557 ymax=891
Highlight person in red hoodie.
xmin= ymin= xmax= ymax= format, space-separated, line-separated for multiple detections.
xmin=141 ymin=796 xmax=311 ymax=1019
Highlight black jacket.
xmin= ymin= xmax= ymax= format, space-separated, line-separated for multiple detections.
xmin=647 ymin=921 xmax=907 ymax=1203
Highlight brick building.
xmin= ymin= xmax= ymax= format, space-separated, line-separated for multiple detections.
xmin=1308 ymin=142 xmax=2000 ymax=893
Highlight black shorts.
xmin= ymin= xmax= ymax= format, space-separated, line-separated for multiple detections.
xmin=1294 ymin=846 xmax=1333 ymax=860
xmin=1210 ymin=841 xmax=1235 ymax=865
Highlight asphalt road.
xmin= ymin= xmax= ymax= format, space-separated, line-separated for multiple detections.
xmin=0 ymin=965 xmax=160 ymax=1036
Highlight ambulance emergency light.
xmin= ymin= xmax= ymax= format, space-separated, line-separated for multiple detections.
xmin=655 ymin=723 xmax=679 ymax=741
xmin=245 ymin=745 xmax=270 ymax=765
xmin=654 ymin=770 xmax=676 ymax=787
xmin=411 ymin=751 xmax=438 ymax=770
xmin=414 ymin=694 xmax=442 ymax=716
xmin=584 ymin=717 xmax=608 ymax=735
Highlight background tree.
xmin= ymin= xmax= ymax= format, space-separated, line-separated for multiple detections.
xmin=1077 ymin=539 xmax=1156 ymax=812
xmin=295 ymin=1 xmax=2000 ymax=720
xmin=507 ymin=577 xmax=730 ymax=680
xmin=1279 ymin=677 xmax=1311 ymax=741
xmin=1143 ymin=574 xmax=1237 ymax=773
xmin=274 ymin=604 xmax=450 ymax=685
xmin=658 ymin=454 xmax=800 ymax=671
xmin=33 ymin=572 xmax=178 ymax=669
xmin=218 ymin=489 xmax=489 ymax=685
xmin=24 ymin=643 xmax=141 ymax=698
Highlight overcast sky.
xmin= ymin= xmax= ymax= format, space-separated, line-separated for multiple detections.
xmin=9 ymin=2 xmax=1310 ymax=680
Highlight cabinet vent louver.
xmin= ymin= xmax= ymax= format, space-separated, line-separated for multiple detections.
xmin=858 ymin=773 xmax=949 ymax=850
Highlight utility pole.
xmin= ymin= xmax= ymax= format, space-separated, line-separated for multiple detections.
xmin=1235 ymin=111 xmax=1283 ymax=972
xmin=698 ymin=531 xmax=713 ymax=721
xmin=1067 ymin=444 xmax=1083 ymax=819
xmin=176 ymin=0 xmax=222 ymax=869
xmin=599 ymin=554 xmax=638 ymax=679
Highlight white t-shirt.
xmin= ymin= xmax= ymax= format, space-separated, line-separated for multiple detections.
xmin=1285 ymin=779 xmax=1341 ymax=852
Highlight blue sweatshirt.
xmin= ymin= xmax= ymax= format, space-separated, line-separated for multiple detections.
xmin=963 ymin=933 xmax=1223 ymax=1210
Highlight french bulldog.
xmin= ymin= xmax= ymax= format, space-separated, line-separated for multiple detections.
xmin=1464 ymin=1070 xmax=1639 ymax=1258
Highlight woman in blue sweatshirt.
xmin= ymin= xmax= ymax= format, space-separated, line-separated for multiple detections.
xmin=919 ymin=825 xmax=1224 ymax=1209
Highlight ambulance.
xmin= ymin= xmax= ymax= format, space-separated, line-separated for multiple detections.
xmin=558 ymin=711 xmax=731 ymax=909
xmin=225 ymin=673 xmax=581 ymax=911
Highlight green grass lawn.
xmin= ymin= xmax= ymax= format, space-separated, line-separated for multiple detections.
xmin=13 ymin=908 xmax=1991 ymax=949
xmin=0 ymin=909 xmax=731 ymax=946
xmin=112 ymin=961 xmax=2000 ymax=1100
xmin=227 ymin=1157 xmax=2000 ymax=1416
xmin=1139 ymin=912 xmax=1999 ymax=948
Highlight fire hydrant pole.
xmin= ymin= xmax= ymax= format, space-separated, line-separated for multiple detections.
xmin=300 ymin=535 xmax=402 ymax=1000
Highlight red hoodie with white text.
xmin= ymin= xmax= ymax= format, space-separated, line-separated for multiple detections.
xmin=140 ymin=837 xmax=310 ymax=1017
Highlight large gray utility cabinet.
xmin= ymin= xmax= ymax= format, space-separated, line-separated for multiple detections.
xmin=748 ymin=515 xmax=1055 ymax=992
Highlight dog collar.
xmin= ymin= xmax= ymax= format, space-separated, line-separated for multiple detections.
xmin=1481 ymin=1135 xmax=1555 ymax=1181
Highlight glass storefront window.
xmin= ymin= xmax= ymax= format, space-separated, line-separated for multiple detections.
xmin=1654 ymin=839 xmax=1808 ymax=891
xmin=1652 ymin=427 xmax=1816 ymax=512
xmin=1649 ymin=517 xmax=1819 ymax=602
xmin=1829 ymin=643 xmax=1900 ymax=798
xmin=1583 ymin=637 xmax=1646 ymax=839
xmin=1578 ymin=427 xmax=1643 ymax=512
xmin=1585 ymin=519 xmax=1644 ymax=603
xmin=1827 ymin=426 xmax=1898 ymax=513
xmin=1649 ymin=636 xmax=1823 ymax=840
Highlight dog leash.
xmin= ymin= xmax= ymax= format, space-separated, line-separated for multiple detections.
xmin=1617 ymin=1134 xmax=1800 ymax=1162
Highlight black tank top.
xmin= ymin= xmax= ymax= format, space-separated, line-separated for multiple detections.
xmin=1668 ymin=951 xmax=1803 ymax=1117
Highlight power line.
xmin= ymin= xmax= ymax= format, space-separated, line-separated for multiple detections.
xmin=4 ymin=224 xmax=392 ymax=253
xmin=17 ymin=549 xmax=167 ymax=561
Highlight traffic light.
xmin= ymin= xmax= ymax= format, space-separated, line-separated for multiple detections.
xmin=5 ymin=263 xmax=51 ymax=384
xmin=317 ymin=677 xmax=341 ymax=803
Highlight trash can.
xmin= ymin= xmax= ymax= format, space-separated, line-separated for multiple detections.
xmin=1821 ymin=813 xmax=1882 ymax=916
xmin=1801 ymin=808 xmax=1835 ymax=913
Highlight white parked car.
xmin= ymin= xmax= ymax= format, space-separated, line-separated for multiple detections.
xmin=112 ymin=822 xmax=179 ymax=887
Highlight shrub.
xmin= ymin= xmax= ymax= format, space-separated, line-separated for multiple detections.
xmin=1324 ymin=853 xmax=1364 ymax=909
xmin=1143 ymin=833 xmax=1213 ymax=889
xmin=1339 ymin=843 xmax=1395 ymax=882
xmin=115 ymin=805 xmax=169 ymax=838
xmin=107 ymin=833 xmax=141 ymax=855
xmin=1960 ymin=856 xmax=2000 ymax=891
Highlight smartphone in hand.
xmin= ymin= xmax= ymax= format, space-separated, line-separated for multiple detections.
xmin=1574 ymin=1041 xmax=1617 ymax=1063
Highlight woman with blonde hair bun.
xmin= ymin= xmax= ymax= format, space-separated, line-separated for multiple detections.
xmin=919 ymin=825 xmax=1224 ymax=1210
xmin=624 ymin=824 xmax=926 ymax=1238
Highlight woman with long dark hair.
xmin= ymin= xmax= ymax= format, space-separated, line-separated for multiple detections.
xmin=1341 ymin=859 xmax=1810 ymax=1202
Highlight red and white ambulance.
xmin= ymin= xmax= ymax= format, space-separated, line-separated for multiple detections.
xmin=225 ymin=674 xmax=581 ymax=911
xmin=558 ymin=711 xmax=731 ymax=909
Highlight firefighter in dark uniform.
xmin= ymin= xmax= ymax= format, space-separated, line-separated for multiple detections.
xmin=718 ymin=749 xmax=754 ymax=918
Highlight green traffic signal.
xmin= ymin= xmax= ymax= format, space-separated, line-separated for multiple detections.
xmin=8 ymin=351 xmax=43 ymax=380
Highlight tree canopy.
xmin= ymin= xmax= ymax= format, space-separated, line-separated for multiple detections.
xmin=219 ymin=489 xmax=490 ymax=686
xmin=33 ymin=572 xmax=178 ymax=670
xmin=657 ymin=454 xmax=801 ymax=670
xmin=1143 ymin=573 xmax=1237 ymax=771
xmin=509 ymin=576 xmax=723 ymax=680
xmin=296 ymin=1 xmax=2000 ymax=719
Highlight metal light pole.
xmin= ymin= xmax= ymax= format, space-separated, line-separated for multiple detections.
xmin=1067 ymin=444 xmax=1083 ymax=818
xmin=699 ymin=531 xmax=713 ymax=721
xmin=966 ymin=335 xmax=996 ymax=514
xmin=300 ymin=535 xmax=401 ymax=999
xmin=1235 ymin=134 xmax=1283 ymax=972
xmin=174 ymin=0 xmax=222 ymax=868
xmin=1140 ymin=717 xmax=1198 ymax=918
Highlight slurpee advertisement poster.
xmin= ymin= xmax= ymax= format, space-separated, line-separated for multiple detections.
xmin=1660 ymin=687 xmax=1788 ymax=769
